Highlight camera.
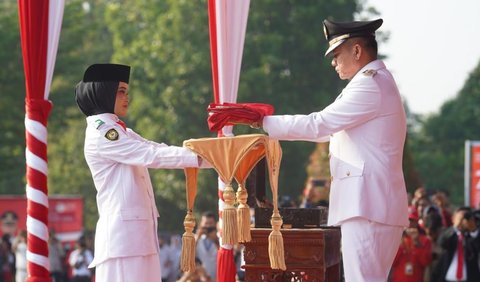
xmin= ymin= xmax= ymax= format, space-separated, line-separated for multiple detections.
xmin=459 ymin=210 xmax=475 ymax=232
xmin=311 ymin=179 xmax=326 ymax=187
xmin=463 ymin=210 xmax=473 ymax=221
xmin=203 ymin=226 xmax=216 ymax=233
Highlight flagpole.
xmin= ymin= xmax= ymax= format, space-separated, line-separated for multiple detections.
xmin=18 ymin=1 xmax=64 ymax=281
xmin=207 ymin=1 xmax=251 ymax=281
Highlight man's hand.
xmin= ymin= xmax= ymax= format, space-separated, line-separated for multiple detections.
xmin=207 ymin=102 xmax=273 ymax=131
xmin=250 ymin=118 xmax=263 ymax=129
xmin=198 ymin=157 xmax=213 ymax=169
xmin=405 ymin=227 xmax=421 ymax=246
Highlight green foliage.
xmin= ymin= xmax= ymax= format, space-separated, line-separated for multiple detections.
xmin=101 ymin=0 xmax=362 ymax=231
xmin=402 ymin=138 xmax=423 ymax=193
xmin=5 ymin=0 xmax=434 ymax=232
xmin=241 ymin=0 xmax=356 ymax=194
xmin=102 ymin=0 xmax=218 ymax=231
xmin=0 ymin=1 xmax=26 ymax=193
xmin=409 ymin=62 xmax=480 ymax=204
xmin=46 ymin=0 xmax=116 ymax=229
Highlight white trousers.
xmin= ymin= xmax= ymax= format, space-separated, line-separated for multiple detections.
xmin=340 ymin=217 xmax=403 ymax=282
xmin=95 ymin=254 xmax=161 ymax=282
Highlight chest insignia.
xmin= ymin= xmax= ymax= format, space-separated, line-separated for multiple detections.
xmin=105 ymin=129 xmax=119 ymax=141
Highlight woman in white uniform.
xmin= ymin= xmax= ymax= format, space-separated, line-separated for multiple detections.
xmin=75 ymin=64 xmax=207 ymax=282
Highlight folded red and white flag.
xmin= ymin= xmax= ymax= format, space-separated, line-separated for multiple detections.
xmin=207 ymin=102 xmax=274 ymax=132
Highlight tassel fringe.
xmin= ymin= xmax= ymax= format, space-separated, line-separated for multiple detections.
xmin=268 ymin=212 xmax=286 ymax=270
xmin=180 ymin=211 xmax=196 ymax=272
xmin=222 ymin=184 xmax=238 ymax=245
xmin=236 ymin=183 xmax=251 ymax=242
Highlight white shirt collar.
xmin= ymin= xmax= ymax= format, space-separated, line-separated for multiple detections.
xmin=86 ymin=113 xmax=120 ymax=123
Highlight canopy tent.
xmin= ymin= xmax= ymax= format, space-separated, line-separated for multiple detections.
xmin=18 ymin=1 xmax=64 ymax=281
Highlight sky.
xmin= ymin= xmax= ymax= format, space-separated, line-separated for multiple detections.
xmin=364 ymin=0 xmax=480 ymax=115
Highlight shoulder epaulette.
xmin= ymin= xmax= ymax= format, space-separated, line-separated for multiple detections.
xmin=362 ymin=69 xmax=377 ymax=77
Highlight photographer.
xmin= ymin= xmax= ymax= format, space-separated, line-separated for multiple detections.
xmin=432 ymin=207 xmax=480 ymax=282
xmin=195 ymin=211 xmax=218 ymax=282
xmin=68 ymin=236 xmax=93 ymax=282
xmin=391 ymin=212 xmax=432 ymax=282
xmin=177 ymin=257 xmax=212 ymax=282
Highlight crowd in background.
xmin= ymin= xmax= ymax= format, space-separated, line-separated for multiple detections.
xmin=2 ymin=185 xmax=480 ymax=282
xmin=390 ymin=187 xmax=480 ymax=282
xmin=300 ymin=181 xmax=480 ymax=282
xmin=0 ymin=229 xmax=96 ymax=282
xmin=0 ymin=211 xmax=242 ymax=282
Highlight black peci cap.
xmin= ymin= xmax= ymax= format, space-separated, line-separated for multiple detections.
xmin=323 ymin=18 xmax=383 ymax=56
xmin=83 ymin=63 xmax=130 ymax=83
xmin=75 ymin=63 xmax=130 ymax=116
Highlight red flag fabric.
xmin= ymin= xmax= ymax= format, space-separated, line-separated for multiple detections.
xmin=217 ymin=248 xmax=237 ymax=282
xmin=207 ymin=102 xmax=274 ymax=131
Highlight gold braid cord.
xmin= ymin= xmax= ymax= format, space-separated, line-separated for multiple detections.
xmin=180 ymin=210 xmax=196 ymax=272
xmin=266 ymin=139 xmax=286 ymax=270
xmin=180 ymin=168 xmax=198 ymax=272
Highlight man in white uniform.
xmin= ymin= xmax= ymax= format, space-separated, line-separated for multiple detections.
xmin=248 ymin=19 xmax=409 ymax=281
xmin=75 ymin=64 xmax=207 ymax=281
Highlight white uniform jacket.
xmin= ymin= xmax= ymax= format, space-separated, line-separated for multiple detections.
xmin=84 ymin=113 xmax=200 ymax=267
xmin=263 ymin=60 xmax=409 ymax=227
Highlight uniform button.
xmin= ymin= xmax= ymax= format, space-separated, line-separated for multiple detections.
xmin=346 ymin=171 xmax=350 ymax=176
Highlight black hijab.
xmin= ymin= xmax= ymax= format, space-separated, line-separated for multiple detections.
xmin=74 ymin=64 xmax=130 ymax=117
xmin=75 ymin=81 xmax=118 ymax=116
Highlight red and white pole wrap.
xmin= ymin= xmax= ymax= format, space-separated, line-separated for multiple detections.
xmin=207 ymin=0 xmax=250 ymax=281
xmin=18 ymin=1 xmax=64 ymax=281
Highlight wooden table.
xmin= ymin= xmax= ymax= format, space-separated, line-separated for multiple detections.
xmin=243 ymin=228 xmax=341 ymax=282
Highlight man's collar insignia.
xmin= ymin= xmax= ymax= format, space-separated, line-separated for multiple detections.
xmin=105 ymin=129 xmax=119 ymax=141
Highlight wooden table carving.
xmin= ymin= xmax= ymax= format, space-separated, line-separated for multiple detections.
xmin=243 ymin=228 xmax=341 ymax=282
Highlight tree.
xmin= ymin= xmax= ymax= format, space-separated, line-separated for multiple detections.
xmin=0 ymin=1 xmax=27 ymax=193
xmin=240 ymin=0 xmax=356 ymax=195
xmin=46 ymin=0 xmax=116 ymax=229
xmin=1 ymin=0 xmax=382 ymax=232
xmin=102 ymin=0 xmax=217 ymax=231
xmin=409 ymin=61 xmax=480 ymax=204
xmin=102 ymin=0 xmax=362 ymax=231
xmin=403 ymin=102 xmax=423 ymax=193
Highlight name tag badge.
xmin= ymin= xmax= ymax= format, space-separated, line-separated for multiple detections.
xmin=405 ymin=262 xmax=413 ymax=275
